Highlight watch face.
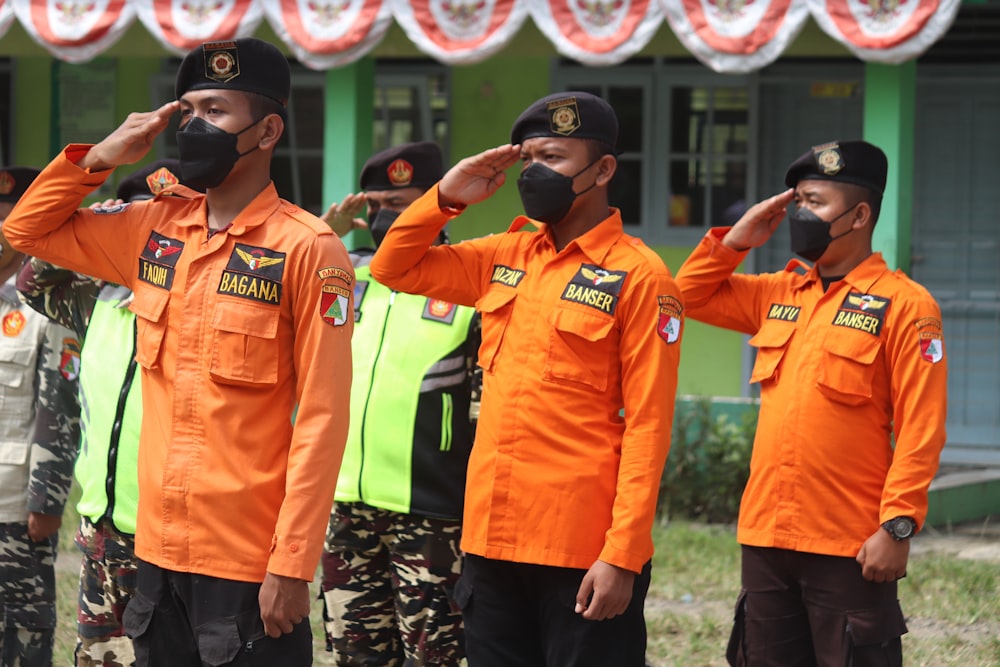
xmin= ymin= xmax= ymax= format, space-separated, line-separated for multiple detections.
xmin=893 ymin=518 xmax=915 ymax=539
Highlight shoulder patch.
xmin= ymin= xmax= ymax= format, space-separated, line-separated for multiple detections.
xmin=657 ymin=295 xmax=682 ymax=344
xmin=60 ymin=337 xmax=81 ymax=381
xmin=320 ymin=285 xmax=351 ymax=326
xmin=317 ymin=266 xmax=353 ymax=285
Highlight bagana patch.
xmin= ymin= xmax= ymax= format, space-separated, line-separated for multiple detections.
xmin=561 ymin=264 xmax=627 ymax=315
xmin=218 ymin=243 xmax=286 ymax=305
xmin=832 ymin=292 xmax=891 ymax=337
xmin=321 ymin=285 xmax=351 ymax=326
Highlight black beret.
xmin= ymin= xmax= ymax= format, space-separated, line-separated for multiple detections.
xmin=0 ymin=167 xmax=40 ymax=203
xmin=175 ymin=38 xmax=290 ymax=107
xmin=784 ymin=140 xmax=888 ymax=195
xmin=359 ymin=142 xmax=444 ymax=192
xmin=116 ymin=159 xmax=196 ymax=202
xmin=510 ymin=92 xmax=618 ymax=150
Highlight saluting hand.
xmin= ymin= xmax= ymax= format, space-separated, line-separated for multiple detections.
xmin=80 ymin=101 xmax=181 ymax=172
xmin=438 ymin=144 xmax=521 ymax=209
xmin=722 ymin=188 xmax=795 ymax=251
xmin=321 ymin=192 xmax=369 ymax=238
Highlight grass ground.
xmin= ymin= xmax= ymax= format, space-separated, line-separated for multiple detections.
xmin=52 ymin=520 xmax=999 ymax=666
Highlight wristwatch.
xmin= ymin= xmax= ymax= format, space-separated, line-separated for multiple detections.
xmin=882 ymin=517 xmax=917 ymax=541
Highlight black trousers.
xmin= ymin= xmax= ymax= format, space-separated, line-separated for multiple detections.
xmin=455 ymin=554 xmax=650 ymax=667
xmin=727 ymin=546 xmax=907 ymax=667
xmin=123 ymin=559 xmax=312 ymax=667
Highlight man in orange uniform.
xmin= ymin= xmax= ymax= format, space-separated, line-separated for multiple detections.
xmin=676 ymin=140 xmax=947 ymax=666
xmin=4 ymin=38 xmax=354 ymax=666
xmin=369 ymin=92 xmax=683 ymax=666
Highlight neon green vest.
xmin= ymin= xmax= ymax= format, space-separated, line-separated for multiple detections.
xmin=75 ymin=291 xmax=142 ymax=534
xmin=335 ymin=265 xmax=476 ymax=518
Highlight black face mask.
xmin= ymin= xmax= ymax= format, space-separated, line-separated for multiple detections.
xmin=516 ymin=158 xmax=601 ymax=225
xmin=369 ymin=208 xmax=400 ymax=248
xmin=176 ymin=116 xmax=262 ymax=190
xmin=788 ymin=203 xmax=858 ymax=262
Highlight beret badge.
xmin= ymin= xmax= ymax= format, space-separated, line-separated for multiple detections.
xmin=204 ymin=42 xmax=240 ymax=83
xmin=548 ymin=97 xmax=581 ymax=136
xmin=0 ymin=172 xmax=13 ymax=196
xmin=387 ymin=159 xmax=414 ymax=187
xmin=813 ymin=142 xmax=844 ymax=176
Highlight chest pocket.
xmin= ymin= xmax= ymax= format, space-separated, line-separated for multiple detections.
xmin=816 ymin=333 xmax=883 ymax=406
xmin=544 ymin=307 xmax=616 ymax=392
xmin=129 ymin=288 xmax=169 ymax=371
xmin=475 ymin=289 xmax=516 ymax=375
xmin=210 ymin=300 xmax=280 ymax=387
xmin=748 ymin=324 xmax=795 ymax=386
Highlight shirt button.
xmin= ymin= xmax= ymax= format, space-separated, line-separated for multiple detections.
xmin=289 ymin=543 xmax=299 ymax=553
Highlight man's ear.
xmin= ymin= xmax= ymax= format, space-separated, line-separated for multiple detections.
xmin=258 ymin=114 xmax=284 ymax=151
xmin=853 ymin=201 xmax=873 ymax=230
xmin=595 ymin=154 xmax=617 ymax=188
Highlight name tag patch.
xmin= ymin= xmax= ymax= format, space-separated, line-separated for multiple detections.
xmin=832 ymin=292 xmax=891 ymax=337
xmin=561 ymin=264 xmax=627 ymax=315
xmin=767 ymin=303 xmax=800 ymax=322
xmin=490 ymin=264 xmax=525 ymax=288
xmin=218 ymin=244 xmax=285 ymax=305
xmin=139 ymin=231 xmax=185 ymax=290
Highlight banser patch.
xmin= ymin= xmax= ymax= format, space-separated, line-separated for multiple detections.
xmin=60 ymin=337 xmax=81 ymax=381
xmin=490 ymin=264 xmax=525 ymax=288
xmin=832 ymin=292 xmax=891 ymax=337
xmin=218 ymin=243 xmax=286 ymax=305
xmin=561 ymin=264 xmax=627 ymax=315
xmin=321 ymin=285 xmax=351 ymax=326
xmin=657 ymin=295 xmax=682 ymax=344
xmin=353 ymin=280 xmax=368 ymax=323
xmin=767 ymin=303 xmax=800 ymax=322
xmin=139 ymin=231 xmax=185 ymax=290
xmin=423 ymin=298 xmax=457 ymax=324
xmin=915 ymin=316 xmax=945 ymax=364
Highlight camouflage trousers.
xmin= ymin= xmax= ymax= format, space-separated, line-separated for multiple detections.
xmin=0 ymin=522 xmax=57 ymax=667
xmin=73 ymin=517 xmax=137 ymax=667
xmin=320 ymin=503 xmax=466 ymax=666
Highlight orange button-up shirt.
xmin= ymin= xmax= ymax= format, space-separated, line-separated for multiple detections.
xmin=370 ymin=186 xmax=682 ymax=573
xmin=5 ymin=146 xmax=354 ymax=583
xmin=677 ymin=228 xmax=948 ymax=557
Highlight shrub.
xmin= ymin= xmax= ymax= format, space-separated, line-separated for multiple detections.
xmin=658 ymin=398 xmax=757 ymax=523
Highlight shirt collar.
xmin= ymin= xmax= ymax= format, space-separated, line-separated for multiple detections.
xmin=508 ymin=208 xmax=625 ymax=265
xmin=791 ymin=252 xmax=889 ymax=292
xmin=175 ymin=183 xmax=282 ymax=236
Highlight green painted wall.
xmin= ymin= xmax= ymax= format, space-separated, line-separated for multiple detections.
xmin=12 ymin=58 xmax=52 ymax=166
xmin=445 ymin=56 xmax=549 ymax=243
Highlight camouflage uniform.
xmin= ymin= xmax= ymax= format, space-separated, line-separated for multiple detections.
xmin=321 ymin=504 xmax=464 ymax=666
xmin=0 ymin=276 xmax=81 ymax=667
xmin=17 ymin=260 xmax=138 ymax=667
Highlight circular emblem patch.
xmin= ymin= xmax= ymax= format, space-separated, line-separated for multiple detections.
xmin=210 ymin=52 xmax=235 ymax=78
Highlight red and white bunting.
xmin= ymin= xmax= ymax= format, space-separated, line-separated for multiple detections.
xmin=529 ymin=0 xmax=663 ymax=66
xmin=807 ymin=0 xmax=960 ymax=63
xmin=133 ymin=0 xmax=263 ymax=55
xmin=10 ymin=0 xmax=135 ymax=61
xmin=0 ymin=0 xmax=15 ymax=40
xmin=390 ymin=0 xmax=527 ymax=65
xmin=660 ymin=0 xmax=808 ymax=72
xmin=261 ymin=0 xmax=392 ymax=69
